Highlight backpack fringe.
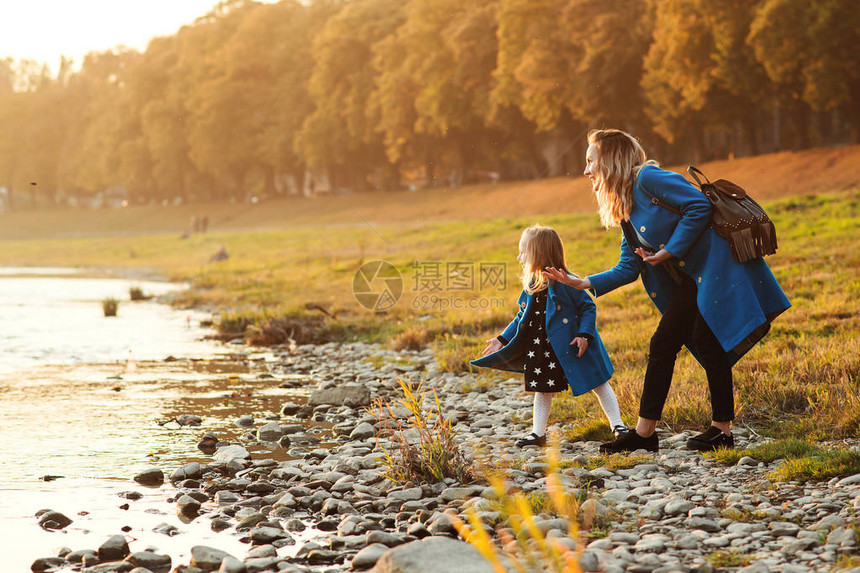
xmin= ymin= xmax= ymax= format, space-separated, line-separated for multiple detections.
xmin=729 ymin=227 xmax=757 ymax=263
xmin=758 ymin=221 xmax=778 ymax=256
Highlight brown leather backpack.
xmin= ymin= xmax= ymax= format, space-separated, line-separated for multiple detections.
xmin=639 ymin=166 xmax=778 ymax=263
xmin=686 ymin=166 xmax=777 ymax=263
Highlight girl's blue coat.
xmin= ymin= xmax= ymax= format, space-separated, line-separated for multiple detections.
xmin=587 ymin=165 xmax=790 ymax=365
xmin=470 ymin=280 xmax=614 ymax=396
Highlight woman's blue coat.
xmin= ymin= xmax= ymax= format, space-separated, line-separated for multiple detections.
xmin=587 ymin=165 xmax=790 ymax=365
xmin=470 ymin=280 xmax=614 ymax=396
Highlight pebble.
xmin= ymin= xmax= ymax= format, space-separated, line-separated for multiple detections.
xmin=27 ymin=342 xmax=860 ymax=573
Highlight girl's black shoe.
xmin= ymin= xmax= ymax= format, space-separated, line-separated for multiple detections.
xmin=599 ymin=430 xmax=659 ymax=453
xmin=515 ymin=432 xmax=546 ymax=448
xmin=687 ymin=426 xmax=734 ymax=451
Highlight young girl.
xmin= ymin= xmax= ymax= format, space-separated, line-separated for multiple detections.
xmin=471 ymin=225 xmax=627 ymax=447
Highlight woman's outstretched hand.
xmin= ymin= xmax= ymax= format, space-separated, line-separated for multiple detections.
xmin=634 ymin=247 xmax=672 ymax=266
xmin=481 ymin=338 xmax=503 ymax=356
xmin=543 ymin=267 xmax=590 ymax=290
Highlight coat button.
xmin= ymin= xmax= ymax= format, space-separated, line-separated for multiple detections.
xmin=659 ymin=243 xmax=665 ymax=249
xmin=557 ymin=304 xmax=561 ymax=311
xmin=679 ymin=261 xmax=685 ymax=267
xmin=562 ymin=318 xmax=569 ymax=324
xmin=697 ymin=277 xmax=702 ymax=283
xmin=650 ymin=292 xmax=657 ymax=298
xmin=521 ymin=302 xmax=526 ymax=308
xmin=640 ymin=225 xmax=646 ymax=232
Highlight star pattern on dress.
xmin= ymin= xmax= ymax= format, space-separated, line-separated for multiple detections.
xmin=534 ymin=368 xmax=542 ymax=375
xmin=530 ymin=380 xmax=537 ymax=387
xmin=527 ymin=350 xmax=535 ymax=358
xmin=547 ymin=379 xmax=554 ymax=386
xmin=543 ymin=351 xmax=550 ymax=358
xmin=533 ymin=338 xmax=540 ymax=344
xmin=548 ymin=362 xmax=556 ymax=369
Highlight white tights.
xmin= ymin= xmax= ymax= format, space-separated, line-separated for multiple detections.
xmin=531 ymin=382 xmax=624 ymax=437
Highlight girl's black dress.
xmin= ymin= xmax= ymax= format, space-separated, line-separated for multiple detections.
xmin=522 ymin=290 xmax=569 ymax=393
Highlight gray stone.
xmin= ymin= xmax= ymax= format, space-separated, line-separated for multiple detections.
xmin=80 ymin=563 xmax=134 ymax=572
xmin=235 ymin=415 xmax=255 ymax=428
xmin=177 ymin=414 xmax=202 ymax=426
xmin=367 ymin=530 xmax=407 ymax=547
xmin=217 ymin=557 xmax=245 ymax=573
xmin=737 ymin=456 xmax=759 ymax=467
xmin=176 ymin=495 xmax=201 ymax=518
xmin=133 ymin=468 xmax=164 ymax=487
xmin=738 ymin=564 xmax=770 ymax=573
xmin=242 ymin=557 xmax=282 ymax=573
xmin=602 ymin=489 xmax=631 ymax=504
xmin=352 ymin=544 xmax=389 ymax=570
xmin=190 ymin=546 xmax=236 ymax=571
xmin=686 ymin=517 xmax=721 ymax=532
xmin=838 ymin=473 xmax=860 ymax=486
xmin=309 ymin=386 xmax=371 ymax=407
xmin=99 ymin=535 xmax=131 ymax=561
xmin=37 ymin=510 xmax=73 ymax=530
xmin=213 ymin=445 xmax=250 ymax=463
xmin=810 ymin=515 xmax=845 ymax=530
xmin=389 ymin=487 xmax=423 ymax=502
xmin=123 ymin=552 xmax=171 ymax=573
xmin=440 ymin=486 xmax=483 ymax=502
xmin=827 ymin=526 xmax=857 ymax=546
xmin=769 ymin=521 xmax=800 ymax=537
xmin=172 ymin=462 xmax=203 ymax=482
xmin=579 ymin=551 xmax=599 ymax=572
xmin=31 ymin=558 xmax=68 ymax=572
xmin=214 ymin=491 xmax=241 ymax=505
xmin=663 ymin=500 xmax=695 ymax=516
xmin=368 ymin=537 xmax=493 ymax=573
xmin=257 ymin=422 xmax=283 ymax=442
xmin=350 ymin=422 xmax=375 ymax=440
xmin=250 ymin=526 xmax=292 ymax=544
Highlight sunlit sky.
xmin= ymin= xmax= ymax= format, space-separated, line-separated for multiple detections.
xmin=0 ymin=0 xmax=276 ymax=70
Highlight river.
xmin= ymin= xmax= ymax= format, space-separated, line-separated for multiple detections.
xmin=0 ymin=268 xmax=307 ymax=570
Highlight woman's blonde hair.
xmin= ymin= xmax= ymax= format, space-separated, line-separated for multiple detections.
xmin=588 ymin=129 xmax=658 ymax=228
xmin=520 ymin=225 xmax=570 ymax=294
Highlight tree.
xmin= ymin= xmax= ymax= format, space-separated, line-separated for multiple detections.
xmin=641 ymin=0 xmax=716 ymax=160
xmin=299 ymin=0 xmax=405 ymax=191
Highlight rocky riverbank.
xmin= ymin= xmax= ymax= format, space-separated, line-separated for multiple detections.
xmin=30 ymin=342 xmax=860 ymax=573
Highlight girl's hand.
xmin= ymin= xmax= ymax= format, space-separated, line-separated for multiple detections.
xmin=543 ymin=267 xmax=591 ymax=290
xmin=634 ymin=247 xmax=672 ymax=266
xmin=570 ymin=336 xmax=588 ymax=357
xmin=482 ymin=338 xmax=503 ymax=356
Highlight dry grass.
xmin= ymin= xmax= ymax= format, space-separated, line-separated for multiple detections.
xmin=0 ymin=149 xmax=856 ymax=443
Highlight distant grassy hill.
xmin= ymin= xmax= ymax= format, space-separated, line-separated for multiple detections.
xmin=1 ymin=143 xmax=858 ymax=240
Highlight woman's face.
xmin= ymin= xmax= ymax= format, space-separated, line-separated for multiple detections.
xmin=584 ymin=143 xmax=600 ymax=191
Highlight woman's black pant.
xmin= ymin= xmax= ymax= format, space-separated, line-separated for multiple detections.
xmin=639 ymin=273 xmax=734 ymax=422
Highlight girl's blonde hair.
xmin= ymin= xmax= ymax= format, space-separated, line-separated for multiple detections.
xmin=520 ymin=225 xmax=570 ymax=294
xmin=588 ymin=129 xmax=658 ymax=228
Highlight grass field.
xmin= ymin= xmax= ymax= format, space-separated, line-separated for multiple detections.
xmin=0 ymin=145 xmax=857 ymax=440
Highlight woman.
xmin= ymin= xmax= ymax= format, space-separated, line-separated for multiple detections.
xmin=545 ymin=129 xmax=790 ymax=453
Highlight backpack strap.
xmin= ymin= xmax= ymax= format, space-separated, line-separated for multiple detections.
xmin=638 ymin=183 xmax=682 ymax=215
xmin=687 ymin=165 xmax=711 ymax=188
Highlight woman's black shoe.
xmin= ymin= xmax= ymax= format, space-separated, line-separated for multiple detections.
xmin=687 ymin=426 xmax=734 ymax=451
xmin=515 ymin=433 xmax=547 ymax=448
xmin=612 ymin=424 xmax=629 ymax=438
xmin=599 ymin=430 xmax=659 ymax=453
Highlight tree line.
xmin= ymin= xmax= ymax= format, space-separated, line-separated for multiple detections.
xmin=0 ymin=0 xmax=856 ymax=207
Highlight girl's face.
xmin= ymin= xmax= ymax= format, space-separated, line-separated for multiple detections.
xmin=583 ymin=143 xmax=600 ymax=191
xmin=517 ymin=238 xmax=528 ymax=268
